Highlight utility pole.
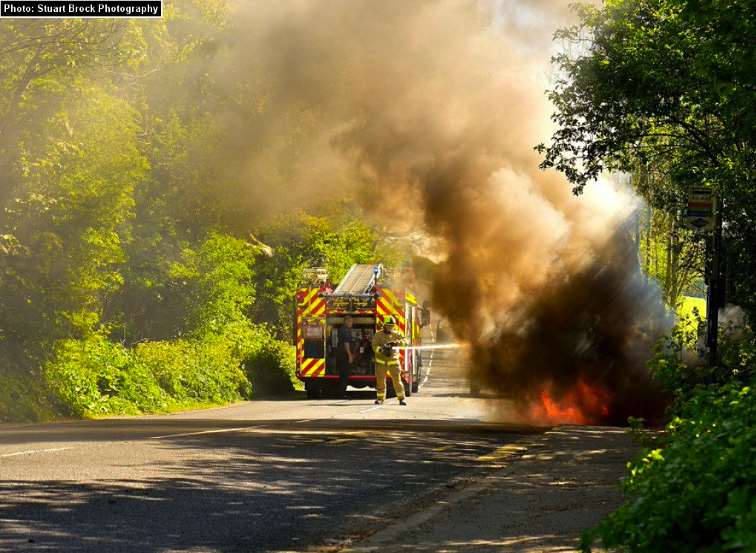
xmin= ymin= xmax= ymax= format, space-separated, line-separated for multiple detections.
xmin=705 ymin=200 xmax=722 ymax=367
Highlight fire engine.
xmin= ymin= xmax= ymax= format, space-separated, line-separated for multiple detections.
xmin=294 ymin=264 xmax=430 ymax=398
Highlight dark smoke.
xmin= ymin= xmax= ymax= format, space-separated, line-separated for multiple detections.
xmin=466 ymin=223 xmax=671 ymax=425
xmin=213 ymin=0 xmax=670 ymax=423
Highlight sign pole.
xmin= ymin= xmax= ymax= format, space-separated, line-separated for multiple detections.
xmin=686 ymin=185 xmax=719 ymax=368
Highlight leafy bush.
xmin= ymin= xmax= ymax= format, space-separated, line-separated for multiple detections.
xmin=42 ymin=318 xmax=298 ymax=417
xmin=45 ymin=334 xmax=168 ymax=416
xmin=583 ymin=327 xmax=756 ymax=553
xmin=244 ymin=333 xmax=298 ymax=396
xmin=44 ymin=329 xmax=254 ymax=418
xmin=650 ymin=322 xmax=756 ymax=405
xmin=169 ymin=232 xmax=259 ymax=336
xmin=0 ymin=371 xmax=59 ymax=422
xmin=136 ymin=336 xmax=251 ymax=404
xmin=583 ymin=382 xmax=756 ymax=552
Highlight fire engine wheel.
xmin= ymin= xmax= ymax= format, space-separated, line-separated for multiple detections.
xmin=305 ymin=380 xmax=322 ymax=399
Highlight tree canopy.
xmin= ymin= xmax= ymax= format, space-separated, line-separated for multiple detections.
xmin=538 ymin=0 xmax=755 ymax=318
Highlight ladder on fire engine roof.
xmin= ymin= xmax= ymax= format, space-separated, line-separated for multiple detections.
xmin=332 ymin=264 xmax=382 ymax=296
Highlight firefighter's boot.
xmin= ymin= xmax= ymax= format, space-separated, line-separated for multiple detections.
xmin=388 ymin=364 xmax=405 ymax=402
xmin=375 ymin=362 xmax=388 ymax=403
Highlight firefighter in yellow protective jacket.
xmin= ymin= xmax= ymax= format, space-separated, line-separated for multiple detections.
xmin=372 ymin=315 xmax=407 ymax=405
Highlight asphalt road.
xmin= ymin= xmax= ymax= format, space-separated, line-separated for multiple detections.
xmin=0 ymin=351 xmax=544 ymax=553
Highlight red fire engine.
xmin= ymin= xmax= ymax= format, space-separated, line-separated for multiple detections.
xmin=294 ymin=264 xmax=429 ymax=398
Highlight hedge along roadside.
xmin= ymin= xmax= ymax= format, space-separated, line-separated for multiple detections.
xmin=582 ymin=325 xmax=756 ymax=553
xmin=44 ymin=321 xmax=296 ymax=418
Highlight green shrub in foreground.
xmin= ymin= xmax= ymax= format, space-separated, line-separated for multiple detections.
xmin=45 ymin=335 xmax=169 ymax=416
xmin=244 ymin=336 xmax=298 ymax=396
xmin=582 ymin=381 xmax=756 ymax=552
xmin=0 ymin=370 xmax=59 ymax=422
xmin=44 ymin=322 xmax=297 ymax=418
xmin=136 ymin=337 xmax=251 ymax=404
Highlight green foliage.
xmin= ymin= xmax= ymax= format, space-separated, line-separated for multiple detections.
xmin=242 ymin=327 xmax=299 ymax=396
xmin=0 ymin=371 xmax=58 ymax=422
xmin=583 ymin=381 xmax=756 ymax=553
xmin=539 ymin=0 xmax=756 ymax=321
xmin=45 ymin=327 xmax=255 ymax=418
xmin=0 ymin=3 xmax=405 ymax=421
xmin=136 ymin=334 xmax=251 ymax=405
xmin=45 ymin=334 xmax=168 ymax=416
xmin=253 ymin=213 xmax=397 ymax=337
xmin=650 ymin=322 xmax=755 ymax=401
xmin=637 ymin=203 xmax=705 ymax=310
xmin=169 ymin=232 xmax=259 ymax=336
xmin=584 ymin=328 xmax=756 ymax=552
xmin=39 ymin=312 xmax=301 ymax=417
xmin=1 ymin=84 xmax=147 ymax=350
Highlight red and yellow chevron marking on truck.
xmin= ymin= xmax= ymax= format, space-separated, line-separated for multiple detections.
xmin=294 ymin=264 xmax=429 ymax=399
xmin=299 ymin=357 xmax=325 ymax=377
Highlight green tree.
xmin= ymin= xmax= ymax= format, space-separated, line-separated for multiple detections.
xmin=633 ymin=164 xmax=705 ymax=308
xmin=538 ymin=0 xmax=755 ymax=318
xmin=253 ymin=213 xmax=395 ymax=338
xmin=1 ymin=85 xmax=147 ymax=352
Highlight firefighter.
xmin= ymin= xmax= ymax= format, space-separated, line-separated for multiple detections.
xmin=372 ymin=315 xmax=407 ymax=405
xmin=337 ymin=316 xmax=355 ymax=399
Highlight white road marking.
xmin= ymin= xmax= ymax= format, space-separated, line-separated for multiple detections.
xmin=0 ymin=447 xmax=72 ymax=458
xmin=148 ymin=426 xmax=256 ymax=440
xmin=421 ymin=350 xmax=434 ymax=388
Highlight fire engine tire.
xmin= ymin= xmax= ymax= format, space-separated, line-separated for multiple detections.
xmin=305 ymin=380 xmax=321 ymax=399
xmin=412 ymin=353 xmax=421 ymax=394
xmin=325 ymin=381 xmax=341 ymax=398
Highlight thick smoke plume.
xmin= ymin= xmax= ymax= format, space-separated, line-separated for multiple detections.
xmin=216 ymin=0 xmax=669 ymax=424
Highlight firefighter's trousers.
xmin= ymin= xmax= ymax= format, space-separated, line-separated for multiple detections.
xmin=375 ymin=360 xmax=404 ymax=401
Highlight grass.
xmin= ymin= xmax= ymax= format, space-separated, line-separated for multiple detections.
xmin=678 ymin=296 xmax=706 ymax=318
xmin=677 ymin=295 xmax=706 ymax=334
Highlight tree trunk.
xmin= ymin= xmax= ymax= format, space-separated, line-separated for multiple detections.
xmin=668 ymin=217 xmax=680 ymax=308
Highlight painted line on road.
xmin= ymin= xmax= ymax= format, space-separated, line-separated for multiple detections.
xmin=148 ymin=426 xmax=260 ymax=440
xmin=0 ymin=447 xmax=72 ymax=458
xmin=421 ymin=349 xmax=434 ymax=388
xmin=476 ymin=443 xmax=528 ymax=462
xmin=347 ymin=435 xmax=540 ymax=552
xmin=150 ymin=425 xmax=372 ymax=440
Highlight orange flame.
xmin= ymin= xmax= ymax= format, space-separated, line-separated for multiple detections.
xmin=528 ymin=379 xmax=611 ymax=425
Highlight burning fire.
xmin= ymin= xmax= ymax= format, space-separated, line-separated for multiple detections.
xmin=528 ymin=379 xmax=611 ymax=425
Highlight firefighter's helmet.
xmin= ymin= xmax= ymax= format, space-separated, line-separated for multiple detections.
xmin=383 ymin=315 xmax=396 ymax=326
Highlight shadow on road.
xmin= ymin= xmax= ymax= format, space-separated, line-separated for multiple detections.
xmin=0 ymin=418 xmax=542 ymax=447
xmin=348 ymin=427 xmax=637 ymax=553
xmin=0 ymin=421 xmax=540 ymax=552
